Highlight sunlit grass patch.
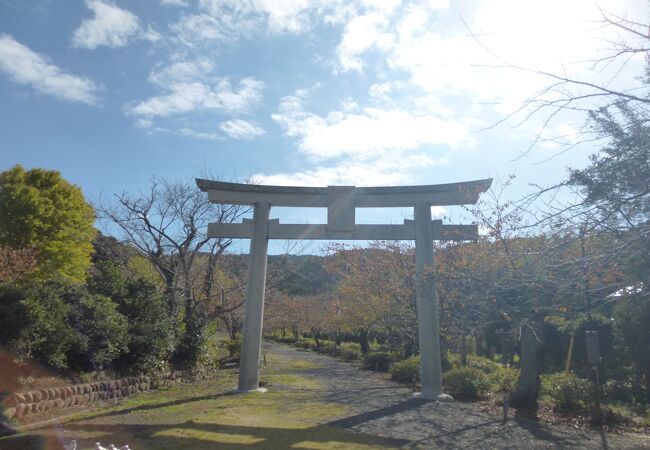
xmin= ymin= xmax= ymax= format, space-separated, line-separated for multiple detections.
xmin=264 ymin=373 xmax=322 ymax=389
xmin=154 ymin=427 xmax=266 ymax=445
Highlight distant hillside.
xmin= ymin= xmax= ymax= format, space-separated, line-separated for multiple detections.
xmin=222 ymin=253 xmax=333 ymax=296
xmin=268 ymin=254 xmax=332 ymax=295
xmin=99 ymin=233 xmax=334 ymax=296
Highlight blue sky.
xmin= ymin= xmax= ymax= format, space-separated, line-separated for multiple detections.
xmin=0 ymin=0 xmax=646 ymax=251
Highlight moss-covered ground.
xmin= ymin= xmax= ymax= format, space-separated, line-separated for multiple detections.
xmin=0 ymin=348 xmax=400 ymax=449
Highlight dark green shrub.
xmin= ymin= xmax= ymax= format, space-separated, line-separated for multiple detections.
xmin=295 ymin=338 xmax=316 ymax=349
xmin=488 ymin=366 xmax=520 ymax=393
xmin=363 ymin=351 xmax=396 ymax=372
xmin=614 ymin=295 xmax=650 ymax=393
xmin=542 ymin=315 xmax=572 ymax=371
xmin=447 ymin=353 xmax=502 ymax=374
xmin=225 ymin=335 xmax=242 ymax=358
xmin=604 ymin=380 xmax=634 ymax=403
xmin=391 ymin=356 xmax=420 ymax=383
xmin=67 ymin=291 xmax=129 ymax=371
xmin=541 ymin=372 xmax=595 ymax=412
xmin=339 ymin=342 xmax=361 ymax=361
xmin=314 ymin=340 xmax=340 ymax=357
xmin=4 ymin=280 xmax=129 ymax=371
xmin=369 ymin=342 xmax=391 ymax=352
xmin=12 ymin=282 xmax=80 ymax=369
xmin=90 ymin=262 xmax=174 ymax=373
xmin=312 ymin=339 xmax=333 ymax=352
xmin=113 ymin=278 xmax=174 ymax=373
xmin=277 ymin=335 xmax=298 ymax=344
xmin=466 ymin=354 xmax=502 ymax=374
xmin=0 ymin=283 xmax=30 ymax=343
xmin=443 ymin=367 xmax=490 ymax=400
xmin=325 ymin=344 xmax=342 ymax=357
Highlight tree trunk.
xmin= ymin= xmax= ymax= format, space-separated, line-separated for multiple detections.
xmin=497 ymin=330 xmax=509 ymax=366
xmin=223 ymin=314 xmax=235 ymax=339
xmin=404 ymin=339 xmax=414 ymax=358
xmin=510 ymin=322 xmax=542 ymax=415
xmin=311 ymin=327 xmax=321 ymax=347
xmin=476 ymin=331 xmax=485 ymax=356
xmin=359 ymin=329 xmax=370 ymax=355
xmin=160 ymin=267 xmax=177 ymax=324
xmin=460 ymin=333 xmax=468 ymax=366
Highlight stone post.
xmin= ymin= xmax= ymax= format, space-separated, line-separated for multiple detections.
xmin=238 ymin=202 xmax=270 ymax=392
xmin=414 ymin=203 xmax=452 ymax=401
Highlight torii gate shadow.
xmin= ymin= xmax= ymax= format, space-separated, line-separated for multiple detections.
xmin=0 ymin=419 xmax=410 ymax=449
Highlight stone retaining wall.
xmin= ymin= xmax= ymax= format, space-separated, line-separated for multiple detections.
xmin=1 ymin=372 xmax=183 ymax=424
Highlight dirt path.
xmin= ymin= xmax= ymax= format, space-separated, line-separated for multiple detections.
xmin=1 ymin=341 xmax=649 ymax=449
xmin=264 ymin=342 xmax=649 ymax=449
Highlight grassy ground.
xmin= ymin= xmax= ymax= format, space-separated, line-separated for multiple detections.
xmin=0 ymin=350 xmax=400 ymax=450
xmin=3 ymin=341 xmax=649 ymax=449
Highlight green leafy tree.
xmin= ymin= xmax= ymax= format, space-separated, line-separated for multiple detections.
xmin=615 ymin=293 xmax=650 ymax=400
xmin=89 ymin=261 xmax=175 ymax=373
xmin=1 ymin=280 xmax=129 ymax=371
xmin=0 ymin=165 xmax=95 ymax=282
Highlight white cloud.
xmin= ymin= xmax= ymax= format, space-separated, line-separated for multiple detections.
xmin=170 ymin=0 xmax=360 ymax=46
xmin=336 ymin=12 xmax=394 ymax=72
xmin=272 ymin=93 xmax=473 ymax=160
xmin=368 ymin=81 xmax=393 ymax=99
xmin=266 ymin=82 xmax=463 ymax=189
xmin=199 ymin=0 xmax=315 ymax=34
xmin=251 ymin=0 xmax=314 ymax=34
xmin=171 ymin=13 xmax=236 ymax=44
xmin=425 ymin=0 xmax=448 ymax=9
xmin=220 ymin=119 xmax=265 ymax=139
xmin=0 ymin=34 xmax=99 ymax=104
xmin=142 ymin=26 xmax=162 ymax=43
xmin=126 ymin=59 xmax=264 ymax=134
xmin=256 ymin=153 xmax=445 ymax=187
xmin=171 ymin=0 xmax=312 ymax=46
xmin=178 ymin=127 xmax=221 ymax=140
xmin=128 ymin=77 xmax=263 ymax=119
xmin=148 ymin=58 xmax=216 ymax=85
xmin=72 ymin=0 xmax=158 ymax=49
xmin=161 ymin=0 xmax=188 ymax=6
xmin=141 ymin=124 xmax=222 ymax=140
xmin=537 ymin=123 xmax=582 ymax=149
xmin=360 ymin=0 xmax=402 ymax=15
xmin=377 ymin=0 xmax=647 ymax=115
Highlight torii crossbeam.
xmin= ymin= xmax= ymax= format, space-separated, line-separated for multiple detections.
xmin=196 ymin=178 xmax=492 ymax=400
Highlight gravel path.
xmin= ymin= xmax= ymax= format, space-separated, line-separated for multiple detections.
xmin=262 ymin=341 xmax=650 ymax=449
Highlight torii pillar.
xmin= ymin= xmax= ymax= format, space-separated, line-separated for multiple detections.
xmin=196 ymin=179 xmax=492 ymax=399
xmin=414 ymin=202 xmax=448 ymax=399
xmin=238 ymin=201 xmax=270 ymax=392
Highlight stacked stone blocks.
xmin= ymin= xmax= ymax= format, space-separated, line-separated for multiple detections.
xmin=1 ymin=372 xmax=183 ymax=423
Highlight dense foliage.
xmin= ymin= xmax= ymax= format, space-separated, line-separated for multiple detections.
xmin=0 ymin=165 xmax=95 ymax=282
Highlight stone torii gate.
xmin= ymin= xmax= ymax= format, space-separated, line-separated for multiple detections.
xmin=196 ymin=178 xmax=492 ymax=400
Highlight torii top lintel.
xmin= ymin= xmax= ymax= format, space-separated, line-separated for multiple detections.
xmin=195 ymin=178 xmax=492 ymax=208
xmin=195 ymin=178 xmax=492 ymax=241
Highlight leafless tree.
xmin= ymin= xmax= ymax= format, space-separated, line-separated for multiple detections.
xmin=97 ymin=176 xmax=249 ymax=362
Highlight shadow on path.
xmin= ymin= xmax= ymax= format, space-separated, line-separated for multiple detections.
xmin=0 ymin=418 xmax=410 ymax=450
xmin=327 ymin=397 xmax=428 ymax=428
